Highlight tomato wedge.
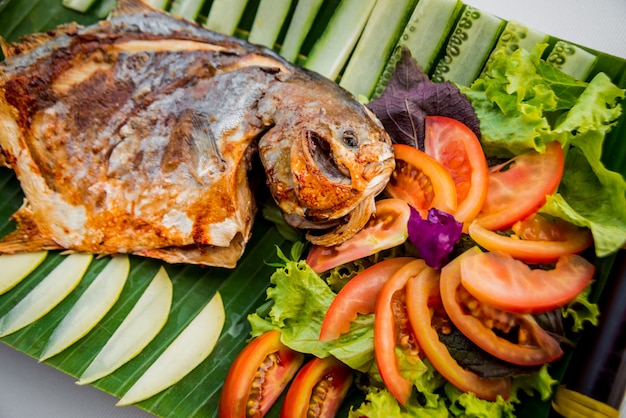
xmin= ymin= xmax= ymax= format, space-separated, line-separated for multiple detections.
xmin=460 ymin=250 xmax=595 ymax=314
xmin=468 ymin=214 xmax=593 ymax=264
xmin=424 ymin=116 xmax=489 ymax=225
xmin=475 ymin=141 xmax=564 ymax=231
xmin=385 ymin=143 xmax=457 ymax=217
xmin=280 ymin=356 xmax=353 ymax=418
xmin=306 ymin=198 xmax=410 ymax=273
xmin=374 ymin=258 xmax=427 ymax=406
xmin=440 ymin=248 xmax=563 ymax=366
xmin=405 ymin=266 xmax=511 ymax=401
xmin=319 ymin=257 xmax=413 ymax=342
xmin=219 ymin=330 xmax=305 ymax=418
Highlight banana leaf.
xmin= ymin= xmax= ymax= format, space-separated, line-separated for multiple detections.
xmin=0 ymin=1 xmax=625 ymax=417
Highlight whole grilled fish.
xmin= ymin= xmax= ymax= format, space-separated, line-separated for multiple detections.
xmin=0 ymin=0 xmax=394 ymax=268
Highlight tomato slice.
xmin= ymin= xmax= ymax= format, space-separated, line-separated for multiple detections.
xmin=424 ymin=116 xmax=489 ymax=225
xmin=460 ymin=250 xmax=595 ymax=314
xmin=468 ymin=214 xmax=593 ymax=264
xmin=440 ymin=248 xmax=563 ymax=366
xmin=280 ymin=356 xmax=353 ymax=418
xmin=306 ymin=198 xmax=410 ymax=273
xmin=475 ymin=141 xmax=564 ymax=231
xmin=319 ymin=257 xmax=413 ymax=342
xmin=374 ymin=258 xmax=427 ymax=406
xmin=385 ymin=143 xmax=457 ymax=217
xmin=218 ymin=330 xmax=305 ymax=418
xmin=405 ymin=266 xmax=511 ymax=401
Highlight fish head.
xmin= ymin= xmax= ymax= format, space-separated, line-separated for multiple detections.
xmin=258 ymin=73 xmax=395 ymax=244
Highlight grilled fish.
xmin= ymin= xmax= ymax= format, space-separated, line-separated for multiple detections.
xmin=0 ymin=0 xmax=394 ymax=268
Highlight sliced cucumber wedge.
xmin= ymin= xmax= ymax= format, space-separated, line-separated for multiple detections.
xmin=77 ymin=266 xmax=173 ymax=385
xmin=547 ymin=40 xmax=597 ymax=81
xmin=431 ymin=6 xmax=506 ymax=86
xmin=0 ymin=253 xmax=93 ymax=337
xmin=0 ymin=251 xmax=47 ymax=295
xmin=205 ymin=0 xmax=249 ymax=36
xmin=39 ymin=255 xmax=130 ymax=361
xmin=169 ymin=0 xmax=205 ymax=21
xmin=117 ymin=292 xmax=225 ymax=406
xmin=248 ymin=0 xmax=294 ymax=48
xmin=339 ymin=0 xmax=419 ymax=99
xmin=279 ymin=0 xmax=325 ymax=62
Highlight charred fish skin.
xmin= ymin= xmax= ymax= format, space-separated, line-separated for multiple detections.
xmin=0 ymin=0 xmax=394 ymax=266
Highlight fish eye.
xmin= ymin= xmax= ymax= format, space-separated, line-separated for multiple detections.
xmin=341 ymin=130 xmax=358 ymax=148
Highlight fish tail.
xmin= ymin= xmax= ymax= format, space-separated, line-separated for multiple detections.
xmin=0 ymin=205 xmax=63 ymax=253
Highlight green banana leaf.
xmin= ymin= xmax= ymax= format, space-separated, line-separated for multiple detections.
xmin=0 ymin=1 xmax=624 ymax=417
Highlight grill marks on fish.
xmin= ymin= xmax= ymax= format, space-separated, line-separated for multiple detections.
xmin=0 ymin=0 xmax=394 ymax=267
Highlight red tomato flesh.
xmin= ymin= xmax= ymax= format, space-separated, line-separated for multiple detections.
xmin=319 ymin=257 xmax=413 ymax=342
xmin=468 ymin=214 xmax=593 ymax=264
xmin=385 ymin=143 xmax=457 ymax=217
xmin=475 ymin=141 xmax=564 ymax=231
xmin=460 ymin=250 xmax=595 ymax=314
xmin=306 ymin=198 xmax=410 ymax=273
xmin=280 ymin=356 xmax=353 ymax=418
xmin=440 ymin=248 xmax=563 ymax=366
xmin=405 ymin=266 xmax=511 ymax=401
xmin=218 ymin=330 xmax=305 ymax=418
xmin=424 ymin=116 xmax=489 ymax=226
xmin=374 ymin=258 xmax=427 ymax=406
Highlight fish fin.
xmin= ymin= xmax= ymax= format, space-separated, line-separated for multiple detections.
xmin=0 ymin=204 xmax=63 ymax=254
xmin=1 ymin=23 xmax=81 ymax=57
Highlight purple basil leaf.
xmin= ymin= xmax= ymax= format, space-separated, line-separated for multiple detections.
xmin=407 ymin=206 xmax=463 ymax=270
xmin=367 ymin=47 xmax=480 ymax=151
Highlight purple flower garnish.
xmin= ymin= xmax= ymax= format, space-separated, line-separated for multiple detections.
xmin=407 ymin=207 xmax=462 ymax=269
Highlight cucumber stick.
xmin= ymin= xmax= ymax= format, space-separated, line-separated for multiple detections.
xmin=62 ymin=0 xmax=96 ymax=12
xmin=279 ymin=0 xmax=325 ymax=62
xmin=374 ymin=0 xmax=462 ymax=97
xmin=169 ymin=0 xmax=205 ymax=21
xmin=95 ymin=0 xmax=116 ymax=18
xmin=431 ymin=6 xmax=505 ymax=87
xmin=304 ymin=0 xmax=377 ymax=81
xmin=547 ymin=40 xmax=597 ymax=81
xmin=248 ymin=0 xmax=294 ymax=48
xmin=339 ymin=0 xmax=419 ymax=99
xmin=144 ymin=0 xmax=169 ymax=9
xmin=205 ymin=0 xmax=249 ymax=36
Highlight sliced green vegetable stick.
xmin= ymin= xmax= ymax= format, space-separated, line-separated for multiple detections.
xmin=248 ymin=0 xmax=293 ymax=48
xmin=431 ymin=6 xmax=505 ymax=87
xmin=374 ymin=0 xmax=462 ymax=97
xmin=304 ymin=0 xmax=377 ymax=81
xmin=0 ymin=251 xmax=47 ymax=295
xmin=547 ymin=40 xmax=597 ymax=81
xmin=339 ymin=0 xmax=418 ymax=99
xmin=169 ymin=0 xmax=205 ymax=21
xmin=77 ymin=266 xmax=173 ymax=385
xmin=0 ymin=253 xmax=93 ymax=337
xmin=279 ymin=0 xmax=324 ymax=62
xmin=204 ymin=0 xmax=249 ymax=36
xmin=62 ymin=0 xmax=97 ymax=13
xmin=39 ymin=255 xmax=130 ymax=362
xmin=117 ymin=292 xmax=225 ymax=406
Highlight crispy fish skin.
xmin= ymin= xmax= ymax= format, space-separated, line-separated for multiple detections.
xmin=0 ymin=0 xmax=394 ymax=267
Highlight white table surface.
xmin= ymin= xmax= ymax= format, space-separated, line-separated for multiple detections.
xmin=1 ymin=1 xmax=625 ymax=417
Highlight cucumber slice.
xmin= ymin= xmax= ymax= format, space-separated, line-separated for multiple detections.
xmin=0 ymin=253 xmax=93 ymax=337
xmin=205 ymin=0 xmax=249 ymax=36
xmin=117 ymin=292 xmax=225 ymax=406
xmin=169 ymin=0 xmax=205 ymax=21
xmin=303 ymin=0 xmax=377 ymax=81
xmin=431 ymin=6 xmax=506 ymax=86
xmin=248 ymin=0 xmax=294 ymax=48
xmin=374 ymin=0 xmax=462 ymax=97
xmin=547 ymin=40 xmax=597 ymax=81
xmin=77 ymin=266 xmax=173 ymax=385
xmin=62 ymin=0 xmax=96 ymax=13
xmin=279 ymin=0 xmax=325 ymax=62
xmin=39 ymin=255 xmax=130 ymax=362
xmin=339 ymin=0 xmax=419 ymax=99
xmin=0 ymin=251 xmax=47 ymax=295
xmin=144 ymin=0 xmax=169 ymax=9
xmin=95 ymin=0 xmax=116 ymax=18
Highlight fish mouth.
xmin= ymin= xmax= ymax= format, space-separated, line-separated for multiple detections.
xmin=306 ymin=130 xmax=351 ymax=184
